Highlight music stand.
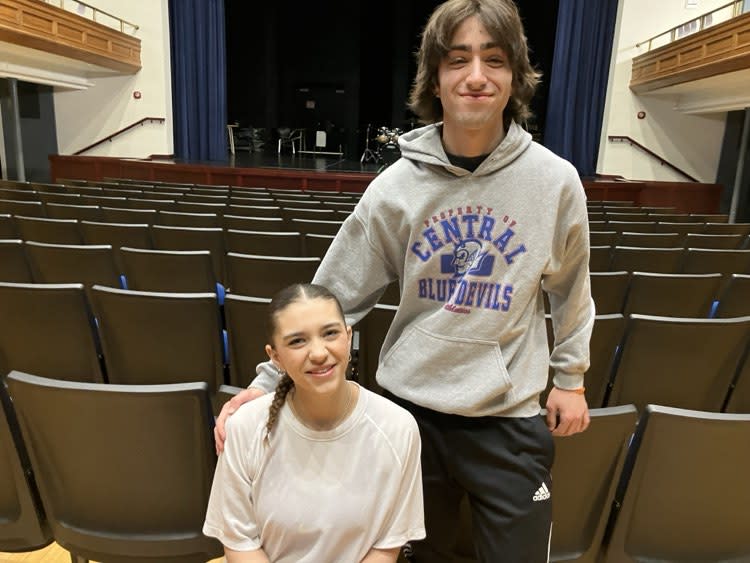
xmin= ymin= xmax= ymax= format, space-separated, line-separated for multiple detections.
xmin=361 ymin=124 xmax=379 ymax=164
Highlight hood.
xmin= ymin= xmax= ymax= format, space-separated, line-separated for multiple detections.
xmin=397 ymin=121 xmax=532 ymax=177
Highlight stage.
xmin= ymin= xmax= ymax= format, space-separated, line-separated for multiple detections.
xmin=48 ymin=150 xmax=724 ymax=213
xmin=192 ymin=149 xmax=384 ymax=175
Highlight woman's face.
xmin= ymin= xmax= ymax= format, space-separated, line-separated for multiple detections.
xmin=266 ymin=297 xmax=352 ymax=396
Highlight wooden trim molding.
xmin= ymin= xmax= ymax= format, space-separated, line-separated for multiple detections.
xmin=0 ymin=0 xmax=140 ymax=73
xmin=630 ymin=11 xmax=750 ymax=92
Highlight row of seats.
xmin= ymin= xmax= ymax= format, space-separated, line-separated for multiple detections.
xmin=0 ymin=282 xmax=264 ymax=392
xmin=4 ymin=377 xmax=749 ymax=562
xmin=0 ymin=240 xmax=329 ymax=300
xmin=589 ymin=245 xmax=750 ymax=274
xmin=0 ymin=199 xmax=353 ymax=224
xmin=591 ymin=230 xmax=749 ymax=248
xmin=587 ymin=271 xmax=748 ymax=317
xmin=589 ymin=221 xmax=750 ymax=235
xmin=0 ymin=211 xmax=345 ymax=235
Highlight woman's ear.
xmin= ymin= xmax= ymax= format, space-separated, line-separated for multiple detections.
xmin=265 ymin=344 xmax=283 ymax=372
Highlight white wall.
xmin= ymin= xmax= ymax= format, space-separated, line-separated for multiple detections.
xmin=54 ymin=0 xmax=173 ymax=158
xmin=598 ymin=0 xmax=728 ymax=182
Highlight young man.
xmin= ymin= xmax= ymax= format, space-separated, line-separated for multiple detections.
xmin=217 ymin=0 xmax=594 ymax=560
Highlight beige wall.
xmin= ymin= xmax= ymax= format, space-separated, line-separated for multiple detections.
xmin=598 ymin=0 xmax=729 ymax=182
xmin=53 ymin=1 xmax=173 ymax=158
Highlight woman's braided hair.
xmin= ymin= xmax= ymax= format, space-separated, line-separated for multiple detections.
xmin=264 ymin=283 xmax=346 ymax=439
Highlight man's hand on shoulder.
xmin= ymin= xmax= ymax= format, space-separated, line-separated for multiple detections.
xmin=545 ymin=387 xmax=590 ymax=436
xmin=215 ymin=387 xmax=267 ymax=454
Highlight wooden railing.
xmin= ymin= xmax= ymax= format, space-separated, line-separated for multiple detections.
xmin=73 ymin=117 xmax=165 ymax=156
xmin=40 ymin=0 xmax=139 ymax=33
xmin=636 ymin=1 xmax=743 ymax=52
xmin=608 ymin=135 xmax=699 ymax=182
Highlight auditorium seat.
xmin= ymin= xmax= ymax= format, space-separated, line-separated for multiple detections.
xmin=14 ymin=215 xmax=83 ymax=245
xmin=5 ymin=371 xmax=223 ymax=563
xmin=606 ymin=221 xmax=657 ymax=234
xmin=222 ymin=214 xmax=285 ymax=232
xmin=689 ymin=213 xmax=728 ymax=223
xmin=289 ymin=218 xmax=345 ymax=236
xmin=713 ymin=274 xmax=750 ymax=318
xmin=182 ymin=193 xmax=228 ymax=204
xmin=321 ymin=201 xmax=357 ymax=213
xmin=119 ymin=247 xmax=221 ymax=297
xmin=0 ymin=199 xmax=45 ymax=218
xmin=0 ymin=213 xmax=17 ymax=238
xmin=78 ymin=194 xmax=128 ymax=207
xmin=543 ymin=313 xmax=625 ymax=409
xmin=79 ymin=221 xmax=153 ymax=252
xmin=225 ymin=229 xmax=302 ymax=256
xmin=622 ymin=272 xmax=721 ymax=317
xmin=604 ymin=212 xmax=649 ymax=222
xmin=157 ymin=210 xmax=221 ymax=228
xmin=225 ymin=203 xmax=281 ymax=217
xmin=0 ymin=282 xmax=103 ymax=382
xmin=724 ymin=351 xmax=750 ymax=413
xmin=606 ymin=314 xmax=750 ymax=411
xmin=0 ymin=240 xmax=33 ymax=282
xmin=681 ymin=248 xmax=750 ymax=276
xmin=547 ymin=405 xmax=638 ymax=562
xmin=280 ymin=207 xmax=337 ymax=223
xmin=0 ymin=383 xmax=52 ymax=553
xmin=128 ymin=197 xmax=176 ymax=212
xmin=683 ymin=233 xmax=745 ymax=249
xmin=174 ymin=201 xmax=226 ymax=215
xmin=101 ymin=206 xmax=158 ymax=224
xmin=651 ymin=221 xmax=704 ymax=237
xmin=24 ymin=241 xmax=122 ymax=290
xmin=151 ymin=225 xmax=226 ymax=283
xmin=36 ymin=191 xmax=81 ymax=205
xmin=0 ymin=188 xmax=38 ymax=201
xmin=610 ymin=246 xmax=684 ymax=273
xmin=601 ymin=405 xmax=750 ymax=563
xmin=616 ymin=231 xmax=681 ymax=248
xmin=355 ymin=303 xmax=397 ymax=394
xmin=590 ymin=271 xmax=629 ymax=314
xmin=589 ymin=230 xmax=617 ymax=247
xmin=302 ymin=233 xmax=336 ymax=258
xmin=646 ymin=212 xmax=692 ymax=223
xmin=703 ymin=222 xmax=750 ymax=236
xmin=225 ymin=253 xmax=320 ymax=298
xmin=44 ymin=203 xmax=101 ymax=222
xmin=224 ymin=293 xmax=273 ymax=387
xmin=89 ymin=286 xmax=225 ymax=399
xmin=589 ymin=245 xmax=612 ymax=272
xmin=379 ymin=281 xmax=401 ymax=306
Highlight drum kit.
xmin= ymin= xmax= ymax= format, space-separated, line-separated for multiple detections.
xmin=361 ymin=124 xmax=404 ymax=169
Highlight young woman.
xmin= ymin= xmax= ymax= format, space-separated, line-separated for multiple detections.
xmin=203 ymin=283 xmax=425 ymax=563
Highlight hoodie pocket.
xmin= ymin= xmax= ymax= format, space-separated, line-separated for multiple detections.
xmin=378 ymin=325 xmax=513 ymax=413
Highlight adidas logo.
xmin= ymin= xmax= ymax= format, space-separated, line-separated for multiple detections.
xmin=533 ymin=482 xmax=551 ymax=502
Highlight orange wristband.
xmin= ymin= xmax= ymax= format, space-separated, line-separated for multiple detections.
xmin=562 ymin=387 xmax=586 ymax=394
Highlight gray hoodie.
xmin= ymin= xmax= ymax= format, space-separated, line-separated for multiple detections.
xmin=254 ymin=121 xmax=595 ymax=418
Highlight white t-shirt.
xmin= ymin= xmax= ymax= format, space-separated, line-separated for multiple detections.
xmin=203 ymin=384 xmax=425 ymax=562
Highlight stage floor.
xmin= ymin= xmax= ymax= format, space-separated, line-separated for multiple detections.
xmin=168 ymin=150 xmax=384 ymax=175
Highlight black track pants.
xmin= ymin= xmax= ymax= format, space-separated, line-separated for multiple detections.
xmin=393 ymin=397 xmax=555 ymax=563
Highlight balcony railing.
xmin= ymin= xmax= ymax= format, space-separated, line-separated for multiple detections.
xmin=40 ymin=0 xmax=138 ymax=34
xmin=636 ymin=0 xmax=743 ymax=52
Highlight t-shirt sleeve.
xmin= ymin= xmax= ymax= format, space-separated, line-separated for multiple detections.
xmin=373 ymin=416 xmax=427 ymax=548
xmin=202 ymin=415 xmax=263 ymax=552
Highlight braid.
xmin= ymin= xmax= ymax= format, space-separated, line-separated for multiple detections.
xmin=265 ymin=373 xmax=295 ymax=439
